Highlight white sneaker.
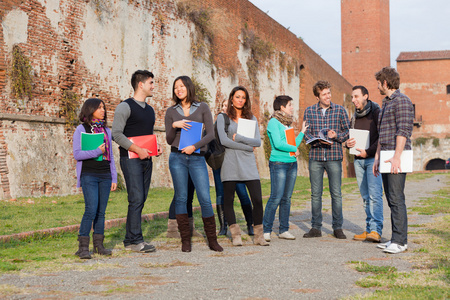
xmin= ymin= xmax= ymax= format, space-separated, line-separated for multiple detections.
xmin=263 ymin=233 xmax=271 ymax=242
xmin=383 ymin=242 xmax=407 ymax=254
xmin=377 ymin=241 xmax=391 ymax=249
xmin=279 ymin=231 xmax=296 ymax=240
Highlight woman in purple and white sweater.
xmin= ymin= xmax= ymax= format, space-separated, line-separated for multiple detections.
xmin=73 ymin=98 xmax=117 ymax=259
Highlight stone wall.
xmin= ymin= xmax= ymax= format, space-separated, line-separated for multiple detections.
xmin=0 ymin=0 xmax=352 ymax=199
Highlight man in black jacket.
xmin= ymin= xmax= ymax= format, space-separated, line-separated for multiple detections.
xmin=345 ymin=85 xmax=383 ymax=243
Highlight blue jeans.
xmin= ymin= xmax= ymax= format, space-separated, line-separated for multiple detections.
xmin=309 ymin=159 xmax=343 ymax=230
xmin=79 ymin=174 xmax=112 ymax=236
xmin=263 ymin=161 xmax=297 ymax=234
xmin=354 ymin=158 xmax=383 ymax=234
xmin=169 ymin=152 xmax=214 ymax=217
xmin=213 ymin=168 xmax=251 ymax=206
xmin=120 ymin=157 xmax=153 ymax=246
xmin=382 ymin=173 xmax=407 ymax=246
xmin=168 ymin=175 xmax=194 ymax=219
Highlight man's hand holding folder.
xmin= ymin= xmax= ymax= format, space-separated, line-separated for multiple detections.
xmin=128 ymin=135 xmax=160 ymax=159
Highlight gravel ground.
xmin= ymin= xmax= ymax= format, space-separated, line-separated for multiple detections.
xmin=1 ymin=174 xmax=448 ymax=300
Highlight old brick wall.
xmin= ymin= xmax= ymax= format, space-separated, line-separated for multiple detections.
xmin=397 ymin=58 xmax=450 ymax=171
xmin=341 ymin=0 xmax=390 ymax=103
xmin=0 ymin=0 xmax=353 ymax=199
xmin=397 ymin=59 xmax=450 ymax=139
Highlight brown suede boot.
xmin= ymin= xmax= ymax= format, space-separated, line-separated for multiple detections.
xmin=189 ymin=217 xmax=204 ymax=237
xmin=166 ymin=219 xmax=180 ymax=238
xmin=202 ymin=216 xmax=223 ymax=252
xmin=93 ymin=234 xmax=112 ymax=256
xmin=253 ymin=224 xmax=269 ymax=246
xmin=176 ymin=214 xmax=191 ymax=252
xmin=76 ymin=235 xmax=92 ymax=259
xmin=229 ymin=224 xmax=243 ymax=246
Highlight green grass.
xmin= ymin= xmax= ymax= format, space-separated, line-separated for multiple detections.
xmin=2 ymin=175 xmax=355 ymax=236
xmin=346 ymin=214 xmax=450 ymax=299
xmin=0 ymin=174 xmax=358 ymax=275
xmin=410 ymin=185 xmax=450 ymax=215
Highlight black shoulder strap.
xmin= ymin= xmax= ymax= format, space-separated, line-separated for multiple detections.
xmin=220 ymin=113 xmax=230 ymax=134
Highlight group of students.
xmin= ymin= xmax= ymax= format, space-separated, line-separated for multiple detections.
xmin=72 ymin=66 xmax=413 ymax=258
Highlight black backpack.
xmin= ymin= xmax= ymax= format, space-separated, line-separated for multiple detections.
xmin=205 ymin=113 xmax=230 ymax=170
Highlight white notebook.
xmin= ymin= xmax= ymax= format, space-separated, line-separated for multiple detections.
xmin=379 ymin=150 xmax=413 ymax=173
xmin=349 ymin=129 xmax=370 ymax=155
xmin=237 ymin=118 xmax=257 ymax=138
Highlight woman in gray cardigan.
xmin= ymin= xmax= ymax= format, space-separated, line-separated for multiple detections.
xmin=164 ymin=76 xmax=222 ymax=253
xmin=216 ymin=86 xmax=268 ymax=246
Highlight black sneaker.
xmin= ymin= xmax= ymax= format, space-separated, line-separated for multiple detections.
xmin=333 ymin=229 xmax=347 ymax=239
xmin=303 ymin=228 xmax=322 ymax=238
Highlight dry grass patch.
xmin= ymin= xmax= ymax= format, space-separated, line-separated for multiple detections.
xmin=0 ymin=284 xmax=28 ymax=297
xmin=210 ymin=250 xmax=260 ymax=257
xmin=140 ymin=260 xmax=199 ymax=268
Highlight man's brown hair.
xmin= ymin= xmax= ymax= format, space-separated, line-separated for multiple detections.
xmin=313 ymin=80 xmax=331 ymax=97
xmin=375 ymin=67 xmax=400 ymax=90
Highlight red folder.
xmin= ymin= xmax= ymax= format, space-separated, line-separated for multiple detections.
xmin=128 ymin=135 xmax=158 ymax=159
xmin=285 ymin=128 xmax=296 ymax=156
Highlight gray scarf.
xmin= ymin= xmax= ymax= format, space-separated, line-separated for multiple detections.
xmin=351 ymin=100 xmax=379 ymax=128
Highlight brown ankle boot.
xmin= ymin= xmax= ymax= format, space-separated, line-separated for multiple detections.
xmin=189 ymin=217 xmax=204 ymax=237
xmin=253 ymin=224 xmax=269 ymax=246
xmin=229 ymin=224 xmax=243 ymax=246
xmin=166 ymin=219 xmax=180 ymax=238
xmin=76 ymin=235 xmax=92 ymax=259
xmin=202 ymin=216 xmax=223 ymax=252
xmin=176 ymin=214 xmax=191 ymax=252
xmin=93 ymin=234 xmax=112 ymax=256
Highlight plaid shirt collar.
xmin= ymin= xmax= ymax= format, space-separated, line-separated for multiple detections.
xmin=382 ymin=89 xmax=401 ymax=105
xmin=313 ymin=101 xmax=337 ymax=112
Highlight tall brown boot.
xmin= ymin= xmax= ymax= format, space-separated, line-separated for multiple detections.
xmin=93 ymin=234 xmax=112 ymax=256
xmin=176 ymin=214 xmax=191 ymax=252
xmin=189 ymin=217 xmax=204 ymax=237
xmin=253 ymin=224 xmax=269 ymax=246
xmin=202 ymin=216 xmax=223 ymax=252
xmin=229 ymin=224 xmax=243 ymax=246
xmin=76 ymin=235 xmax=92 ymax=259
xmin=166 ymin=219 xmax=180 ymax=238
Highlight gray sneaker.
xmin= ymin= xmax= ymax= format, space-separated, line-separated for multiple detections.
xmin=125 ymin=242 xmax=156 ymax=253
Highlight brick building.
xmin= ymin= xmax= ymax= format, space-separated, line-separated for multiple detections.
xmin=341 ymin=0 xmax=390 ymax=102
xmin=396 ymin=50 xmax=450 ymax=170
xmin=341 ymin=0 xmax=450 ymax=171
xmin=0 ymin=0 xmax=353 ymax=199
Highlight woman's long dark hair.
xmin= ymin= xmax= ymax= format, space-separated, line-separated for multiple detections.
xmin=78 ymin=98 xmax=107 ymax=126
xmin=226 ymin=86 xmax=253 ymax=120
xmin=172 ymin=76 xmax=197 ymax=106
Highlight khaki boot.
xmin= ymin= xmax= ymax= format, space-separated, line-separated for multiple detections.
xmin=229 ymin=224 xmax=243 ymax=246
xmin=166 ymin=219 xmax=180 ymax=238
xmin=353 ymin=231 xmax=368 ymax=241
xmin=366 ymin=231 xmax=381 ymax=242
xmin=253 ymin=224 xmax=269 ymax=246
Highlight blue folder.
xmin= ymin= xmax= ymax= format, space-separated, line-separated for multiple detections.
xmin=178 ymin=121 xmax=203 ymax=154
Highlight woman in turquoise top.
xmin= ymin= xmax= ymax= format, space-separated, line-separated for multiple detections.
xmin=263 ymin=95 xmax=308 ymax=242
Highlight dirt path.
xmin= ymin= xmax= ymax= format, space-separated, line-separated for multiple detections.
xmin=1 ymin=174 xmax=448 ymax=299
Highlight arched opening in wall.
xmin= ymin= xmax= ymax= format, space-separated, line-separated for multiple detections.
xmin=447 ymin=84 xmax=450 ymax=94
xmin=425 ymin=158 xmax=446 ymax=170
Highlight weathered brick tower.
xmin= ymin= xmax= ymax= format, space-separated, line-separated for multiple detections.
xmin=341 ymin=0 xmax=390 ymax=102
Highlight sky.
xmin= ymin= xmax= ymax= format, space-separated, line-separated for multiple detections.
xmin=248 ymin=0 xmax=450 ymax=74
